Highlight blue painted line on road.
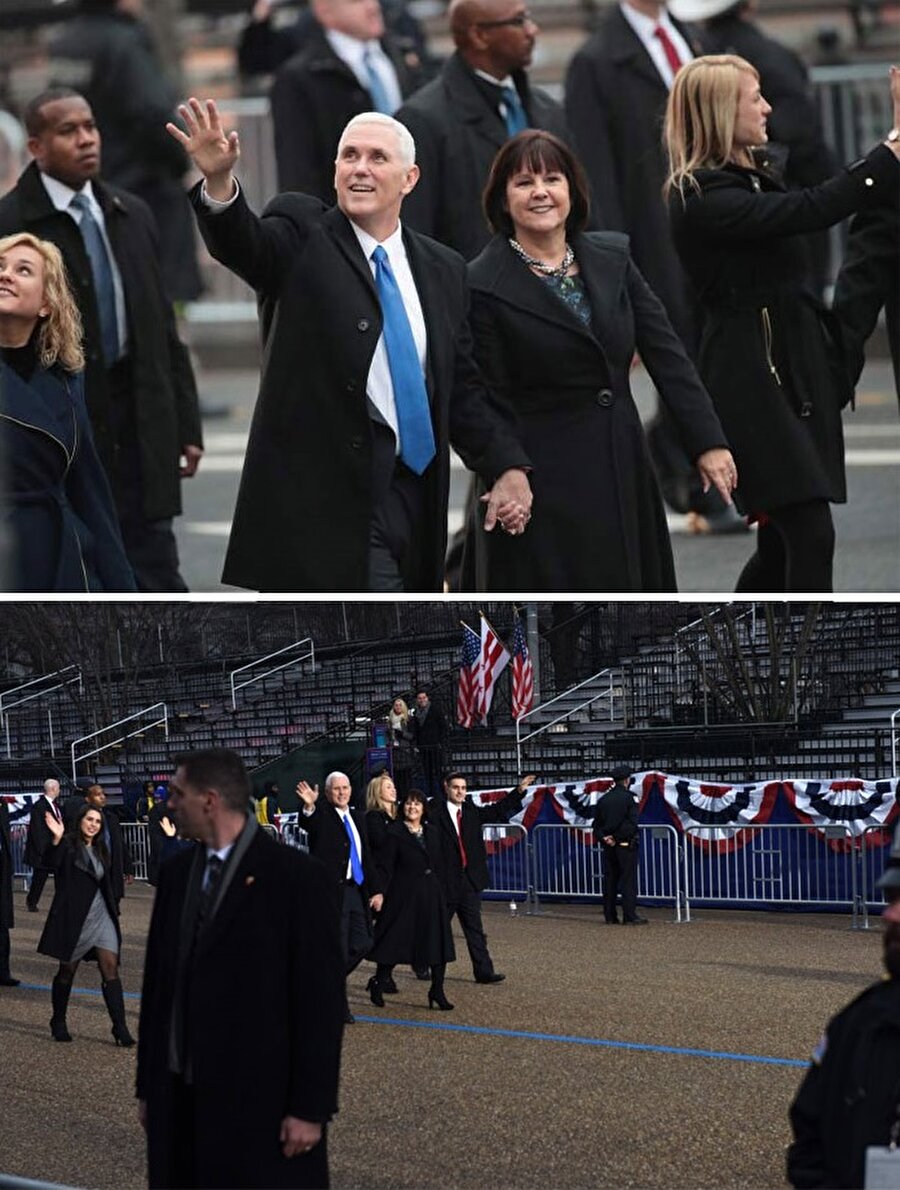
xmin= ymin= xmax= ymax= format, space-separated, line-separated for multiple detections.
xmin=13 ymin=982 xmax=141 ymax=1000
xmin=352 ymin=1015 xmax=808 ymax=1068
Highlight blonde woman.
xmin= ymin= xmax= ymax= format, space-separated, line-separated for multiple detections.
xmin=387 ymin=697 xmax=414 ymax=794
xmin=665 ymin=58 xmax=900 ymax=592
xmin=0 ymin=232 xmax=134 ymax=591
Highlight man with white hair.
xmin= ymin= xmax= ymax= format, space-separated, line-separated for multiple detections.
xmin=296 ymin=771 xmax=382 ymax=1022
xmin=170 ymin=100 xmax=533 ymax=592
xmin=24 ymin=778 xmax=63 ymax=912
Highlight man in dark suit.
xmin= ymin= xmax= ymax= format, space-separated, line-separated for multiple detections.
xmin=64 ymin=783 xmax=134 ymax=908
xmin=565 ymin=0 xmax=740 ymax=532
xmin=137 ymin=748 xmax=344 ymax=1190
xmin=410 ymin=688 xmax=448 ymax=797
xmin=24 ymin=778 xmax=63 ymax=912
xmin=591 ymin=765 xmax=647 ymax=925
xmin=297 ymin=771 xmax=383 ymax=1022
xmin=0 ymin=798 xmax=19 ymax=986
xmin=0 ymin=87 xmax=204 ymax=592
xmin=833 ymin=204 xmax=899 ymax=400
xmin=431 ymin=770 xmax=532 ymax=982
xmin=271 ymin=0 xmax=423 ymax=198
xmin=170 ymin=99 xmax=532 ymax=592
xmin=396 ymin=0 xmax=573 ymax=260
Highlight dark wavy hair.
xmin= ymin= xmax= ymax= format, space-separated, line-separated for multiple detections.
xmin=65 ymin=802 xmax=110 ymax=869
xmin=482 ymin=129 xmax=592 ymax=238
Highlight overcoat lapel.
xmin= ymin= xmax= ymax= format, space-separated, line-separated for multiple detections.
xmin=0 ymin=361 xmax=76 ymax=461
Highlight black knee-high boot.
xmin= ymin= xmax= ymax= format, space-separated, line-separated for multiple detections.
xmin=101 ymin=978 xmax=135 ymax=1047
xmin=50 ymin=973 xmax=73 ymax=1042
xmin=427 ymin=964 xmax=453 ymax=1011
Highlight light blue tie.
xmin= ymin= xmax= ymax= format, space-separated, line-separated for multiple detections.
xmin=363 ymin=47 xmax=394 ymax=115
xmin=371 ymin=245 xmax=436 ymax=475
xmin=70 ymin=192 xmax=119 ymax=365
xmin=343 ymin=813 xmax=364 ymax=885
xmin=500 ymin=85 xmax=528 ymax=137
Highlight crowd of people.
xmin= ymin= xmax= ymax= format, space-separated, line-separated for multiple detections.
xmin=0 ymin=0 xmax=896 ymax=592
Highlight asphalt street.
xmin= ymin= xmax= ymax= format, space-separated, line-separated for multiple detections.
xmin=177 ymin=355 xmax=899 ymax=594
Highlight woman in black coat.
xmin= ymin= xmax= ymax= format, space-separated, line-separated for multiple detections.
xmin=0 ymin=232 xmax=135 ymax=592
xmin=367 ymin=789 xmax=455 ymax=1010
xmin=38 ymin=803 xmax=134 ymax=1046
xmin=665 ymin=57 xmax=900 ymax=591
xmin=465 ymin=130 xmax=736 ymax=592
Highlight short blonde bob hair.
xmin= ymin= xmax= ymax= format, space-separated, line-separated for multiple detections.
xmin=664 ymin=54 xmax=760 ymax=201
xmin=0 ymin=232 xmax=84 ymax=372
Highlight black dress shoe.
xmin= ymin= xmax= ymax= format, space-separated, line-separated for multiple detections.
xmin=26 ymin=904 xmax=38 ymax=913
xmin=382 ymin=975 xmax=399 ymax=994
xmin=0 ymin=976 xmax=20 ymax=987
xmin=604 ymin=918 xmax=620 ymax=925
xmin=623 ymin=916 xmax=649 ymax=925
xmin=474 ymin=972 xmax=505 ymax=984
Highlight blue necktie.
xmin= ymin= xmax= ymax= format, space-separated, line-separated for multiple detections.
xmin=363 ymin=47 xmax=394 ymax=114
xmin=500 ymin=85 xmax=528 ymax=137
xmin=371 ymin=245 xmax=436 ymax=475
xmin=70 ymin=192 xmax=119 ymax=365
xmin=343 ymin=813 xmax=364 ymax=885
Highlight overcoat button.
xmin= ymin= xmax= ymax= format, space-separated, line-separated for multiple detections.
xmin=596 ymin=389 xmax=614 ymax=407
xmin=357 ymin=319 xmax=370 ymax=331
xmin=350 ymin=437 xmax=364 ymax=449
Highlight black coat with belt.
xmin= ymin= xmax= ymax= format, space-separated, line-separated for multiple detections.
xmin=271 ymin=28 xmax=421 ymax=200
xmin=193 ymin=186 xmax=530 ymax=592
xmin=430 ymin=785 xmax=526 ymax=898
xmin=0 ymin=362 xmax=135 ymax=592
xmin=0 ymin=801 xmax=13 ymax=932
xmin=669 ymin=145 xmax=899 ymax=513
xmin=37 ymin=838 xmax=121 ymax=963
xmin=137 ymin=823 xmax=344 ymax=1190
xmin=397 ymin=53 xmax=573 ymax=260
xmin=0 ymin=164 xmax=203 ymax=523
xmin=370 ymin=820 xmax=454 ymax=966
xmin=465 ymin=232 xmax=727 ymax=592
xmin=565 ymin=8 xmax=701 ymax=344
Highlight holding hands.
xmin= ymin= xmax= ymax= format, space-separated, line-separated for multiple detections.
xmin=166 ymin=98 xmax=240 ymax=201
xmin=696 ymin=448 xmax=738 ymax=506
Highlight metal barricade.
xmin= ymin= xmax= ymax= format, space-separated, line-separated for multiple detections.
xmin=482 ymin=822 xmax=529 ymax=906
xmin=530 ymin=823 xmax=685 ymax=921
xmin=10 ymin=823 xmax=30 ymax=890
xmin=280 ymin=821 xmax=310 ymax=853
xmin=683 ymin=823 xmax=858 ymax=922
xmin=859 ymin=822 xmax=895 ymax=927
xmin=121 ymin=822 xmax=149 ymax=883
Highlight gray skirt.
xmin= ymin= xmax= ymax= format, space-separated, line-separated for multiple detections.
xmin=71 ymin=851 xmax=119 ymax=960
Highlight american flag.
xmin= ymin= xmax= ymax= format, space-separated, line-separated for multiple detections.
xmin=457 ymin=621 xmax=481 ymax=728
xmin=479 ymin=613 xmax=510 ymax=722
xmin=510 ymin=611 xmax=534 ymax=719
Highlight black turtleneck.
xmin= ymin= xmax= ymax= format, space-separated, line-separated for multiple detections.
xmin=0 ymin=327 xmax=40 ymax=381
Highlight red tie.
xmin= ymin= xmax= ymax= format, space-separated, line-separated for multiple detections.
xmin=456 ymin=807 xmax=468 ymax=869
xmin=654 ymin=24 xmax=683 ymax=76
xmin=50 ymin=800 xmax=61 ymax=822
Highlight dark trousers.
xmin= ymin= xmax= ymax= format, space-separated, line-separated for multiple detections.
xmin=26 ymin=865 xmax=52 ymax=909
xmin=340 ymin=882 xmax=372 ymax=976
xmin=448 ymin=874 xmax=494 ymax=979
xmin=368 ymin=430 xmax=428 ymax=593
xmin=108 ymin=358 xmax=187 ymax=593
xmin=0 ymin=926 xmax=11 ymax=978
xmin=602 ymin=843 xmax=639 ymax=923
xmin=735 ymin=500 xmax=835 ymax=593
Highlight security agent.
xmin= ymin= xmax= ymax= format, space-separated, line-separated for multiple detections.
xmin=787 ymin=847 xmax=900 ymax=1188
xmin=591 ymin=765 xmax=648 ymax=925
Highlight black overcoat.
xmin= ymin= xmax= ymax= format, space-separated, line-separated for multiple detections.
xmin=591 ymin=785 xmax=639 ymax=844
xmin=833 ymin=203 xmax=900 ymax=397
xmin=429 ymin=786 xmax=526 ymax=898
xmin=37 ymin=839 xmax=121 ymax=963
xmin=365 ymin=807 xmax=396 ymax=891
xmin=465 ymin=232 xmax=728 ymax=592
xmin=397 ymin=53 xmax=573 ymax=260
xmin=271 ymin=28 xmax=420 ymax=200
xmin=63 ymin=802 xmax=133 ymax=903
xmin=564 ymin=8 xmax=701 ymax=343
xmin=192 ymin=186 xmax=530 ymax=591
xmin=0 ymin=164 xmax=203 ymax=522
xmin=24 ymin=796 xmax=58 ymax=870
xmin=0 ymin=801 xmax=13 ymax=931
xmin=0 ymin=363 xmax=135 ymax=592
xmin=301 ymin=801 xmax=382 ymax=911
xmin=669 ymin=145 xmax=899 ymax=513
xmin=370 ymin=820 xmax=454 ymax=967
xmin=136 ymin=827 xmax=344 ymax=1190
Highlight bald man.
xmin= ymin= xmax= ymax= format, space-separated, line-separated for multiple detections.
xmin=270 ymin=0 xmax=423 ymax=198
xmin=396 ymin=0 xmax=573 ymax=260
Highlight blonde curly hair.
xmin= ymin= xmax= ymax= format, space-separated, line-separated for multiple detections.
xmin=0 ymin=232 xmax=84 ymax=373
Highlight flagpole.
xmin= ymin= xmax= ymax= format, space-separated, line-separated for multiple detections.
xmin=525 ymin=602 xmax=540 ymax=706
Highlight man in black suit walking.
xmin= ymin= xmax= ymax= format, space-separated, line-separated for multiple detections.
xmin=137 ymin=748 xmax=344 ymax=1190
xmin=432 ymin=770 xmax=533 ymax=982
xmin=169 ymin=99 xmax=532 ymax=592
xmin=591 ymin=766 xmax=647 ymax=925
xmin=0 ymin=798 xmax=19 ymax=986
xmin=64 ymin=783 xmax=134 ymax=908
xmin=297 ymin=771 xmax=383 ymax=1022
xmin=410 ymin=688 xmax=447 ymax=797
xmin=0 ymin=87 xmax=204 ymax=592
xmin=24 ymin=778 xmax=63 ymax=912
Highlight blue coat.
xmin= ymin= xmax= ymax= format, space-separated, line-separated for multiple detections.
xmin=0 ymin=361 xmax=135 ymax=592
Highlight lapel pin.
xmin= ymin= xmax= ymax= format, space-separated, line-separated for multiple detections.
xmin=245 ymin=875 xmax=255 ymax=887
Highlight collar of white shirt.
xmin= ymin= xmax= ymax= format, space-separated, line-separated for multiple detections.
xmin=40 ymin=171 xmax=100 ymax=218
xmin=350 ymin=219 xmax=406 ymax=269
xmin=326 ymin=28 xmax=385 ymax=74
xmin=473 ymin=68 xmax=516 ymax=91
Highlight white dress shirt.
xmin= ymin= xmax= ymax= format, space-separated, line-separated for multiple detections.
xmin=619 ymin=3 xmax=693 ymax=90
xmin=40 ymin=171 xmax=129 ymax=357
xmin=337 ymin=807 xmax=363 ymax=881
xmin=326 ymin=28 xmax=403 ymax=114
xmin=474 ymin=68 xmax=521 ymax=126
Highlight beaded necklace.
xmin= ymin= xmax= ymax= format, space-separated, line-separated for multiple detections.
xmin=508 ymin=237 xmax=575 ymax=278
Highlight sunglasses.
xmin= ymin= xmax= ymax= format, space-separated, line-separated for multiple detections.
xmin=475 ymin=10 xmax=533 ymax=27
